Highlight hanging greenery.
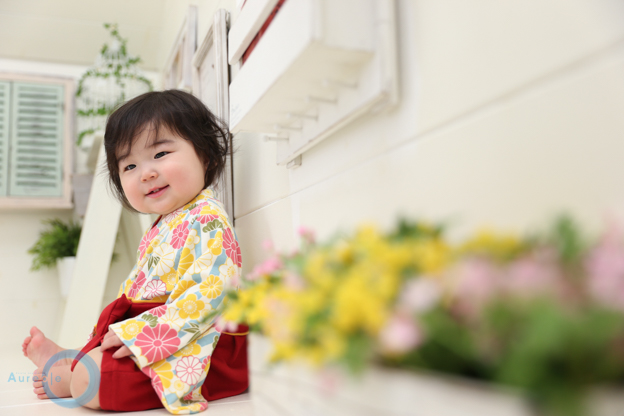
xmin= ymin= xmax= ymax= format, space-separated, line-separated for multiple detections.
xmin=75 ymin=23 xmax=153 ymax=146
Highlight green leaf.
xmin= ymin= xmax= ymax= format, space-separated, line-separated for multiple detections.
xmin=183 ymin=323 xmax=200 ymax=335
xmin=141 ymin=314 xmax=158 ymax=328
xmin=203 ymin=219 xmax=223 ymax=233
xmin=148 ymin=256 xmax=160 ymax=270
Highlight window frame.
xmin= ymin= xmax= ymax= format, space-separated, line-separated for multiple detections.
xmin=0 ymin=72 xmax=74 ymax=209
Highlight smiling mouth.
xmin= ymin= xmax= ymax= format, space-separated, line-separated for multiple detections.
xmin=147 ymin=185 xmax=169 ymax=196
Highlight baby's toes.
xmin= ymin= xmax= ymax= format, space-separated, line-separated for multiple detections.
xmin=32 ymin=379 xmax=43 ymax=389
xmin=22 ymin=337 xmax=31 ymax=355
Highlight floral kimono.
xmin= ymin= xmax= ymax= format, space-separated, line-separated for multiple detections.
xmin=106 ymin=188 xmax=243 ymax=414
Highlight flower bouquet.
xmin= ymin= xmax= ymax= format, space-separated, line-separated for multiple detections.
xmin=216 ymin=217 xmax=624 ymax=416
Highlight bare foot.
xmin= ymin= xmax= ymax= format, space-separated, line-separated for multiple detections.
xmin=32 ymin=365 xmax=72 ymax=400
xmin=23 ymin=326 xmax=65 ymax=368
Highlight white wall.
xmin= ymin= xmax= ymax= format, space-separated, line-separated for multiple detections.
xmin=0 ymin=0 xmax=167 ymax=70
xmin=35 ymin=0 xmax=624 ymax=315
xmin=231 ymin=0 xmax=624 ymax=273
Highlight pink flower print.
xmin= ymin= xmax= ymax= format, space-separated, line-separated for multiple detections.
xmin=139 ymin=226 xmax=159 ymax=260
xmin=150 ymin=305 xmax=168 ymax=317
xmin=163 ymin=208 xmax=184 ymax=224
xmin=198 ymin=213 xmax=218 ymax=225
xmin=175 ymin=356 xmax=203 ymax=385
xmin=135 ymin=324 xmax=181 ymax=363
xmin=150 ymin=373 xmax=164 ymax=399
xmin=189 ymin=202 xmax=209 ymax=216
xmin=143 ymin=280 xmax=167 ymax=299
xmin=223 ymin=228 xmax=242 ymax=267
xmin=128 ymin=271 xmax=146 ymax=298
xmin=171 ymin=221 xmax=190 ymax=249
xmin=202 ymin=356 xmax=211 ymax=370
xmin=183 ymin=391 xmax=194 ymax=401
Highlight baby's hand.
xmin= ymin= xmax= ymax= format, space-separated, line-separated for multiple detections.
xmin=100 ymin=329 xmax=133 ymax=359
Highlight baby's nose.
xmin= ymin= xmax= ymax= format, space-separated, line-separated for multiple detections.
xmin=141 ymin=169 xmax=158 ymax=181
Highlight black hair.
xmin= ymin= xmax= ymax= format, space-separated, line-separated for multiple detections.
xmin=103 ymin=90 xmax=230 ymax=212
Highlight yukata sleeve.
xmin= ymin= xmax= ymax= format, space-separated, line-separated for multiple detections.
xmin=109 ymin=215 xmax=240 ymax=369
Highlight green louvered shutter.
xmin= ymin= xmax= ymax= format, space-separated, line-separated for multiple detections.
xmin=0 ymin=82 xmax=10 ymax=197
xmin=9 ymin=82 xmax=64 ymax=197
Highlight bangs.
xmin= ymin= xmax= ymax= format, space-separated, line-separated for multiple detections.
xmin=110 ymin=96 xmax=190 ymax=164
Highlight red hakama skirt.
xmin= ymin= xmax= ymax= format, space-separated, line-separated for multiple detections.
xmin=71 ymin=294 xmax=249 ymax=411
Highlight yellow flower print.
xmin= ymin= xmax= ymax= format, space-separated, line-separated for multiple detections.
xmin=184 ymin=229 xmax=200 ymax=250
xmin=121 ymin=277 xmax=133 ymax=297
xmin=160 ymin=308 xmax=184 ymax=331
xmin=206 ymin=231 xmax=223 ymax=256
xmin=218 ymin=257 xmax=238 ymax=282
xmin=188 ymin=251 xmax=214 ymax=275
xmin=199 ymin=275 xmax=223 ymax=299
xmin=173 ymin=342 xmax=201 ymax=357
xmin=176 ymin=293 xmax=206 ymax=319
xmin=146 ymin=237 xmax=161 ymax=256
xmin=120 ymin=319 xmax=146 ymax=340
xmin=184 ymin=189 xmax=211 ymax=209
xmin=178 ymin=247 xmax=195 ymax=277
xmin=171 ymin=279 xmax=197 ymax=301
xmin=153 ymin=243 xmax=175 ymax=276
xmin=167 ymin=215 xmax=183 ymax=231
xmin=173 ymin=379 xmax=187 ymax=392
xmin=199 ymin=205 xmax=220 ymax=217
xmin=162 ymin=269 xmax=179 ymax=291
xmin=152 ymin=359 xmax=174 ymax=389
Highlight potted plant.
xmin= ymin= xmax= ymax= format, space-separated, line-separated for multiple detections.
xmin=28 ymin=219 xmax=81 ymax=298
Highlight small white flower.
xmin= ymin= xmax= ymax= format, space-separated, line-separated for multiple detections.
xmin=185 ymin=229 xmax=200 ymax=250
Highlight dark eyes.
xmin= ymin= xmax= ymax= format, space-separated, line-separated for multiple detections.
xmin=122 ymin=151 xmax=169 ymax=172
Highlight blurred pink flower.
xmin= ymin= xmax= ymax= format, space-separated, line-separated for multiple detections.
xmin=215 ymin=316 xmax=239 ymax=332
xmin=585 ymin=229 xmax=624 ymax=310
xmin=449 ymin=258 xmax=499 ymax=320
xmin=245 ymin=257 xmax=283 ymax=282
xmin=452 ymin=258 xmax=499 ymax=303
xmin=399 ymin=278 xmax=442 ymax=313
xmin=503 ymin=251 xmax=561 ymax=298
xmin=297 ymin=225 xmax=316 ymax=243
xmin=379 ymin=313 xmax=423 ymax=354
xmin=261 ymin=257 xmax=283 ymax=274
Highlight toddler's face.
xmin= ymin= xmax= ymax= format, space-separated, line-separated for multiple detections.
xmin=117 ymin=126 xmax=206 ymax=215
